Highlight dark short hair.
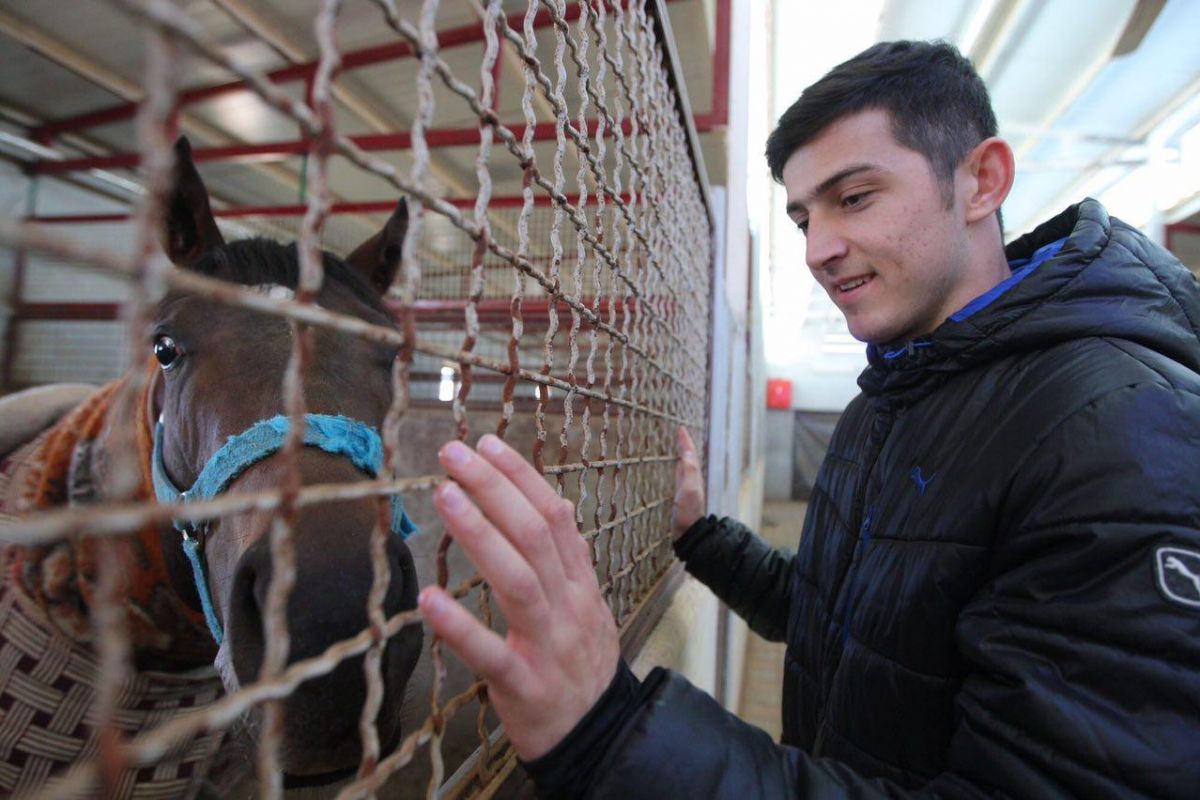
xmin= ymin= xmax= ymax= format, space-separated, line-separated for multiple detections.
xmin=765 ymin=40 xmax=997 ymax=206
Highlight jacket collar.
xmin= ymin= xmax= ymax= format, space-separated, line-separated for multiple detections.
xmin=857 ymin=199 xmax=1108 ymax=407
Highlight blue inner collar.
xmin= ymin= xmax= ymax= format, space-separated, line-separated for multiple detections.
xmin=152 ymin=413 xmax=417 ymax=644
xmin=872 ymin=237 xmax=1070 ymax=362
xmin=949 ymin=237 xmax=1068 ymax=323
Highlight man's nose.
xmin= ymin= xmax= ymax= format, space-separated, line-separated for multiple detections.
xmin=804 ymin=219 xmax=848 ymax=271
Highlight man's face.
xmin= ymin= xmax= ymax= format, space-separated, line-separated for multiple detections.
xmin=782 ymin=109 xmax=980 ymax=346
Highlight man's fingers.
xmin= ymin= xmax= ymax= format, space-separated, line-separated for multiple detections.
xmin=475 ymin=434 xmax=592 ymax=582
xmin=672 ymin=426 xmax=705 ymax=539
xmin=419 ymin=586 xmax=527 ymax=690
xmin=677 ymin=427 xmax=700 ymax=476
xmin=439 ymin=440 xmax=569 ymax=595
xmin=675 ymin=425 xmax=701 ymax=487
xmin=433 ymin=480 xmax=551 ymax=632
xmin=677 ymin=425 xmax=697 ymax=461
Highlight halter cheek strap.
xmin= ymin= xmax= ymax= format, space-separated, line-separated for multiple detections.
xmin=151 ymin=414 xmax=418 ymax=644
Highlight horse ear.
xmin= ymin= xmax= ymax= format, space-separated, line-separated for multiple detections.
xmin=163 ymin=136 xmax=225 ymax=269
xmin=344 ymin=199 xmax=408 ymax=295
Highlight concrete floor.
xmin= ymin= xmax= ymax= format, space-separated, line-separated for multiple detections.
xmin=734 ymin=500 xmax=807 ymax=742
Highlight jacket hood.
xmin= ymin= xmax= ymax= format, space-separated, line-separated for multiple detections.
xmin=858 ymin=198 xmax=1200 ymax=405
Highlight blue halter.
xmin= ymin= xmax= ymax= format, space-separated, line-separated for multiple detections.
xmin=151 ymin=414 xmax=418 ymax=644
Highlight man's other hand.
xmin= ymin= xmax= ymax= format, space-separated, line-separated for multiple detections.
xmin=672 ymin=426 xmax=705 ymax=540
xmin=419 ymin=434 xmax=620 ymax=761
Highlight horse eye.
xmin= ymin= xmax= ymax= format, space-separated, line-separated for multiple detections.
xmin=154 ymin=335 xmax=182 ymax=369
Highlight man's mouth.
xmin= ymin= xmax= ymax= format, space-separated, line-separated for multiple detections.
xmin=835 ymin=275 xmax=873 ymax=294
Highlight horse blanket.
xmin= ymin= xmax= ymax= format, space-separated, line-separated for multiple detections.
xmin=0 ymin=377 xmax=228 ymax=799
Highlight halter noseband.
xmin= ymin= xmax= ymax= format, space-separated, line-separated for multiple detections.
xmin=151 ymin=414 xmax=418 ymax=644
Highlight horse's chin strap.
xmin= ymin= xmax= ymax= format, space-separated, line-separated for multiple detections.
xmin=151 ymin=414 xmax=419 ymax=645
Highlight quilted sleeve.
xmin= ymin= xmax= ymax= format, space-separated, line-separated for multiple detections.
xmin=673 ymin=515 xmax=794 ymax=641
xmin=938 ymin=375 xmax=1200 ymax=798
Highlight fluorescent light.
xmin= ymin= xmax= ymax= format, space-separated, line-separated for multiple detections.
xmin=438 ymin=365 xmax=456 ymax=402
xmin=0 ymin=130 xmax=63 ymax=161
xmin=88 ymin=169 xmax=144 ymax=196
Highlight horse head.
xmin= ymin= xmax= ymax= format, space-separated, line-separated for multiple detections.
xmin=152 ymin=137 xmax=420 ymax=781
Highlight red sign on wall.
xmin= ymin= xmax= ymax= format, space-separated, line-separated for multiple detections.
xmin=767 ymin=378 xmax=792 ymax=410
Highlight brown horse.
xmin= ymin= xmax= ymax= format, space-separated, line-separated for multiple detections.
xmin=0 ymin=138 xmax=424 ymax=795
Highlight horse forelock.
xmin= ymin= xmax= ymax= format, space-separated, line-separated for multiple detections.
xmin=188 ymin=238 xmax=391 ymax=319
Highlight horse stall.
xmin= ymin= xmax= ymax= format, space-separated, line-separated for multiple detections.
xmin=0 ymin=0 xmax=718 ymax=797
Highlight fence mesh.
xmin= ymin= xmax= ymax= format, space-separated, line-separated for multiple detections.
xmin=0 ymin=0 xmax=713 ymax=796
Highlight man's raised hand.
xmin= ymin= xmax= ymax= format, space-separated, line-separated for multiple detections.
xmin=419 ymin=434 xmax=620 ymax=760
xmin=672 ymin=426 xmax=705 ymax=540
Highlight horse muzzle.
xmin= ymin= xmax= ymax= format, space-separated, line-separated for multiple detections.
xmin=223 ymin=490 xmax=422 ymax=774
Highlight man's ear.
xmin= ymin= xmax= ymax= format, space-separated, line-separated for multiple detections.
xmin=963 ymin=137 xmax=1015 ymax=225
xmin=344 ymin=199 xmax=408 ymax=295
xmin=163 ymin=137 xmax=225 ymax=269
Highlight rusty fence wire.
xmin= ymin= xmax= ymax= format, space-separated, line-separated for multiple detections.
xmin=0 ymin=0 xmax=713 ymax=796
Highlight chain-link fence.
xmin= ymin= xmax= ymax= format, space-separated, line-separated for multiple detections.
xmin=0 ymin=1 xmax=713 ymax=796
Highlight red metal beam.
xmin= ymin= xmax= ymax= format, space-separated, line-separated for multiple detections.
xmin=14 ymin=297 xmax=642 ymax=325
xmin=15 ymin=302 xmax=122 ymax=321
xmin=398 ymin=297 xmax=638 ymax=325
xmin=33 ymin=118 xmax=632 ymax=175
xmin=23 ymin=192 xmax=621 ymax=225
xmin=400 ymin=370 xmax=633 ymax=386
xmin=30 ymin=5 xmax=585 ymax=142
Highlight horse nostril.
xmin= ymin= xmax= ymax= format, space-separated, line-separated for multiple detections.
xmin=384 ymin=534 xmax=420 ymax=616
xmin=226 ymin=551 xmax=267 ymax=685
xmin=224 ymin=513 xmax=416 ymax=681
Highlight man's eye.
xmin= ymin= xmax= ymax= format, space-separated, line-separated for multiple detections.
xmin=795 ymin=220 xmax=809 ymax=234
xmin=842 ymin=192 xmax=869 ymax=208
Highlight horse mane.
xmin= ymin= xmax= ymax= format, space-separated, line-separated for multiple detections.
xmin=188 ymin=238 xmax=390 ymax=316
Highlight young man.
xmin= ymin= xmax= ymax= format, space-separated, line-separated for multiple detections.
xmin=419 ymin=41 xmax=1200 ymax=798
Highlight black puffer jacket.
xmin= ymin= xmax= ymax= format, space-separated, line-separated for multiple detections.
xmin=531 ymin=199 xmax=1200 ymax=799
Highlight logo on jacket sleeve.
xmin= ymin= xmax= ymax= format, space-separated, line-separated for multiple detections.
xmin=1156 ymin=547 xmax=1200 ymax=609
